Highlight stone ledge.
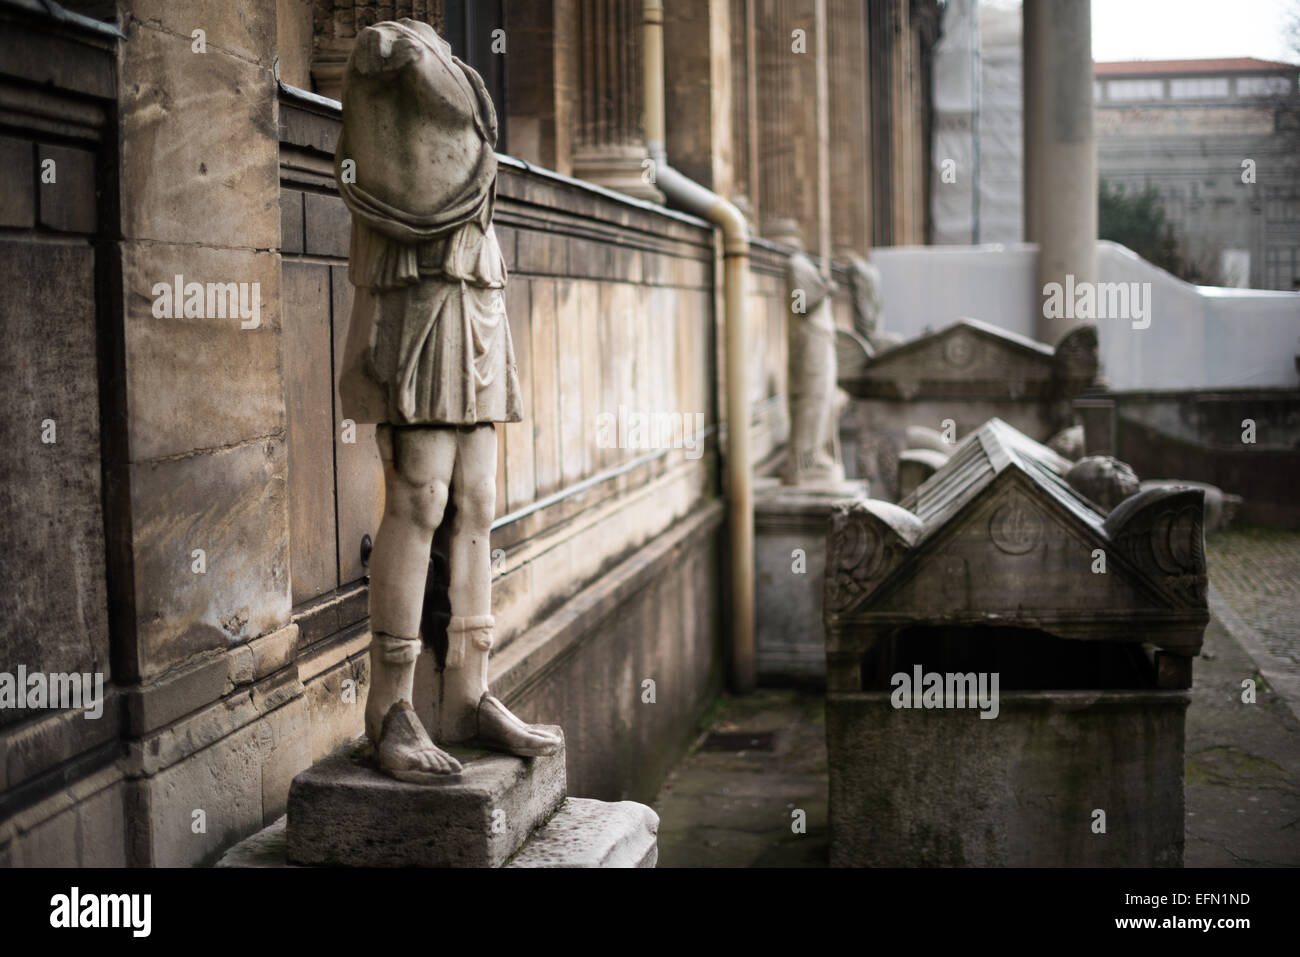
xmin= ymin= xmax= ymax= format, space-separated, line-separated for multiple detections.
xmin=506 ymin=798 xmax=659 ymax=868
xmin=217 ymin=795 xmax=660 ymax=869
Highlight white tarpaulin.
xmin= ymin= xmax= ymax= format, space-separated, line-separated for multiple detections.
xmin=931 ymin=0 xmax=1024 ymax=245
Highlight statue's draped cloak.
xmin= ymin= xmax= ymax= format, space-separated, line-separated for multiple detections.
xmin=335 ymin=19 xmax=523 ymax=426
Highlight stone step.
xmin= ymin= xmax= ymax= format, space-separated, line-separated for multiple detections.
xmin=216 ymin=732 xmax=661 ymax=868
xmin=506 ymin=798 xmax=659 ymax=868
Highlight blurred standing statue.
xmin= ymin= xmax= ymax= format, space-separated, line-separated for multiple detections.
xmin=335 ymin=19 xmax=561 ymax=781
xmin=848 ymin=255 xmax=903 ymax=352
xmin=785 ymin=252 xmax=844 ymax=484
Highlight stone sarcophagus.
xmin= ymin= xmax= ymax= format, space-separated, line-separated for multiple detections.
xmin=822 ymin=418 xmax=1208 ymax=867
xmin=838 ymin=318 xmax=1098 ymax=501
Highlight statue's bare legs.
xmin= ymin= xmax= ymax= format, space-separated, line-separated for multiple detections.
xmin=366 ymin=424 xmax=561 ymax=779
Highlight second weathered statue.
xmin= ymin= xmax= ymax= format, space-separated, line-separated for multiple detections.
xmin=785 ymin=252 xmax=844 ymax=484
xmin=335 ymin=19 xmax=561 ymax=781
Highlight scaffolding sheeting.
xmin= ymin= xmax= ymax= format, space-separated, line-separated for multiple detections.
xmin=930 ymin=0 xmax=1023 ymax=245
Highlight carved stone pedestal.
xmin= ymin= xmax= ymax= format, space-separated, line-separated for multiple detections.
xmin=216 ymin=732 xmax=660 ymax=868
xmin=754 ymin=477 xmax=869 ymax=685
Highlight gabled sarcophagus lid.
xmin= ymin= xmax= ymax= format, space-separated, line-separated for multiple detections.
xmin=837 ymin=317 xmax=1098 ymax=401
xmin=824 ymin=418 xmax=1209 ymax=660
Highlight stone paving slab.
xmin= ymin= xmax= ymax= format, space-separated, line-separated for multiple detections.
xmin=1206 ymin=528 xmax=1300 ymax=720
xmin=652 ymin=691 xmax=828 ymax=867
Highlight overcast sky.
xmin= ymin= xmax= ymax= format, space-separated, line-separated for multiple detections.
xmin=1090 ymin=0 xmax=1298 ymax=63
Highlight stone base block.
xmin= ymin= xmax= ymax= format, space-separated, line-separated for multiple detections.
xmin=218 ymin=797 xmax=660 ymax=868
xmin=828 ymin=691 xmax=1188 ymax=867
xmin=754 ymin=478 xmax=868 ymax=684
xmin=506 ymin=798 xmax=659 ymax=868
xmin=285 ymin=731 xmax=565 ymax=867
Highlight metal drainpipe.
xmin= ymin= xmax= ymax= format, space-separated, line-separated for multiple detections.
xmin=642 ymin=0 xmax=755 ymax=692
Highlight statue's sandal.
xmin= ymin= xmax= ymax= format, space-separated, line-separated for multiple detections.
xmin=473 ymin=694 xmax=563 ymax=758
xmin=377 ymin=701 xmax=463 ymax=782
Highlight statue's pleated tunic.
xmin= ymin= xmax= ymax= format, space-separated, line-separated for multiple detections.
xmin=335 ymin=18 xmax=523 ymax=428
xmin=346 ymin=217 xmax=522 ymax=426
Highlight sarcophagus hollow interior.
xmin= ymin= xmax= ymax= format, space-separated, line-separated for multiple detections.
xmin=822 ymin=418 xmax=1208 ymax=867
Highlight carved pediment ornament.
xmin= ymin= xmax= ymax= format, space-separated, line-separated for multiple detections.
xmin=988 ymin=495 xmax=1044 ymax=555
xmin=825 ymin=502 xmax=922 ymax=615
xmin=1104 ymin=487 xmax=1207 ymax=606
xmin=943 ymin=330 xmax=976 ymax=368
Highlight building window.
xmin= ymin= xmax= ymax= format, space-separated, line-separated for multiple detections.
xmin=1107 ymin=79 xmax=1163 ymax=101
xmin=1264 ymin=246 xmax=1300 ymax=290
xmin=1237 ymin=75 xmax=1294 ymax=97
xmin=1169 ymin=77 xmax=1229 ymax=99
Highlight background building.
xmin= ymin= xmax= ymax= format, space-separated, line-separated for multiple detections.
xmin=1096 ymin=57 xmax=1300 ymax=289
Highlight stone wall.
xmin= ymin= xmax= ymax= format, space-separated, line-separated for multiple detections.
xmin=0 ymin=6 xmax=126 ymax=868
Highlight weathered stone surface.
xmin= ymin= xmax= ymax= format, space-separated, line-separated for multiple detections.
xmin=828 ymin=691 xmax=1188 ymax=867
xmin=220 ymin=796 xmax=658 ymax=868
xmin=0 ymin=136 xmax=35 ymax=227
xmin=118 ymin=16 xmax=278 ymax=249
xmin=122 ymin=241 xmax=283 ymax=461
xmin=140 ymin=694 xmax=309 ymax=866
xmin=214 ymin=814 xmax=296 ymax=867
xmin=36 ymin=144 xmax=96 ymax=233
xmin=897 ymin=447 xmax=949 ymax=499
xmin=280 ymin=189 xmax=304 ymax=254
xmin=754 ymin=478 xmax=868 ymax=684
xmin=0 ymin=240 xmax=109 ymax=694
xmin=286 ymin=731 xmax=566 ymax=867
xmin=130 ymin=437 xmax=291 ymax=679
xmin=0 ymin=771 xmax=127 ymax=867
xmin=507 ymin=798 xmax=659 ymax=868
xmin=127 ymin=0 xmax=277 ymax=65
xmin=303 ymin=191 xmax=349 ymax=258
xmin=1140 ymin=479 xmax=1240 ymax=532
xmin=125 ymin=652 xmax=231 ymax=735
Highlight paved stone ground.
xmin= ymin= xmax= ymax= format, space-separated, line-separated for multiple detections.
xmin=1204 ymin=527 xmax=1300 ymax=718
xmin=653 ymin=530 xmax=1300 ymax=868
xmin=652 ymin=690 xmax=828 ymax=867
xmin=1187 ymin=529 xmax=1300 ymax=866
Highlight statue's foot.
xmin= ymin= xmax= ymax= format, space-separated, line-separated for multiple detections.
xmin=377 ymin=701 xmax=463 ymax=782
xmin=475 ymin=694 xmax=562 ymax=758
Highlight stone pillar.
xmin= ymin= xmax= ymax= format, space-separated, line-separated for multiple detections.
xmin=311 ymin=0 xmax=445 ymax=100
xmin=867 ymin=0 xmax=893 ymax=245
xmin=755 ymin=0 xmax=831 ymax=253
xmin=504 ymin=0 xmax=577 ymax=176
xmin=1023 ymin=0 xmax=1097 ymax=346
xmin=889 ymin=0 xmax=914 ymax=246
xmin=114 ymin=0 xmax=304 ymax=865
xmin=827 ymin=0 xmax=872 ymax=256
xmin=571 ymin=0 xmax=663 ymax=202
xmin=662 ymin=0 xmax=733 ymax=194
xmin=729 ymin=0 xmax=761 ymax=222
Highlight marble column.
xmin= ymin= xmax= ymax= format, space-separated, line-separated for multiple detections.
xmin=1023 ymin=0 xmax=1097 ymax=346
xmin=571 ymin=0 xmax=664 ymax=202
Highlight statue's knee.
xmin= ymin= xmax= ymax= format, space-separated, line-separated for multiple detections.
xmin=395 ymin=477 xmax=449 ymax=533
xmin=454 ymin=478 xmax=495 ymax=531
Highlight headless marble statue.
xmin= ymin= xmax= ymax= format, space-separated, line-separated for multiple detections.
xmin=784 ymin=252 xmax=844 ymax=484
xmin=336 ymin=19 xmax=561 ymax=780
